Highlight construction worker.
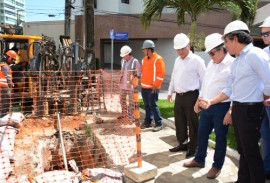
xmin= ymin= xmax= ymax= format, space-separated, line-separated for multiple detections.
xmin=140 ymin=40 xmax=165 ymax=132
xmin=168 ymin=33 xmax=206 ymax=159
xmin=183 ymin=33 xmax=233 ymax=179
xmin=199 ymin=20 xmax=270 ymax=183
xmin=259 ymin=15 xmax=270 ymax=181
xmin=118 ymin=45 xmax=141 ymax=122
xmin=0 ymin=50 xmax=16 ymax=117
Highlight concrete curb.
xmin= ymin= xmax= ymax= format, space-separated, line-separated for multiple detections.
xmin=139 ymin=108 xmax=240 ymax=160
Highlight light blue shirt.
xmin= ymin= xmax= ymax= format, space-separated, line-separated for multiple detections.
xmin=223 ymin=43 xmax=270 ymax=102
xmin=263 ymin=46 xmax=270 ymax=58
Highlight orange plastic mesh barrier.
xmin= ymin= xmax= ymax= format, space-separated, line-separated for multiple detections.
xmin=0 ymin=69 xmax=140 ymax=182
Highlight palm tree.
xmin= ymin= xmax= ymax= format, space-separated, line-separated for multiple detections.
xmin=222 ymin=0 xmax=258 ymax=26
xmin=141 ymin=0 xmax=258 ymax=49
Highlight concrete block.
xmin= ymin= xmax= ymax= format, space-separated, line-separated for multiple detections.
xmin=124 ymin=161 xmax=157 ymax=182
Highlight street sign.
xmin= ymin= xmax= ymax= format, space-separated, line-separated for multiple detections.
xmin=113 ymin=32 xmax=128 ymax=40
xmin=110 ymin=29 xmax=114 ymax=39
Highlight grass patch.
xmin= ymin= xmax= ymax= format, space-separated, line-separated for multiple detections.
xmin=139 ymin=99 xmax=175 ymax=119
xmin=209 ymin=126 xmax=237 ymax=150
xmin=139 ymin=99 xmax=237 ymax=150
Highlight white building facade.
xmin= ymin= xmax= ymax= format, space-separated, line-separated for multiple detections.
xmin=0 ymin=0 xmax=25 ymax=26
xmin=24 ymin=0 xmax=268 ymax=82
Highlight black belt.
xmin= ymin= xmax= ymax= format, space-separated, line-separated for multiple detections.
xmin=232 ymin=101 xmax=263 ymax=106
xmin=177 ymin=90 xmax=198 ymax=96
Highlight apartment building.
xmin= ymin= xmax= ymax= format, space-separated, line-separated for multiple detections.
xmin=0 ymin=0 xmax=25 ymax=26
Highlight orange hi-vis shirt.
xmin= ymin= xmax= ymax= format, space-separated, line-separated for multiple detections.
xmin=141 ymin=52 xmax=165 ymax=89
xmin=0 ymin=63 xmax=11 ymax=88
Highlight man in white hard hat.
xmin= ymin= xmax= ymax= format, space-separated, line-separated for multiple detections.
xmin=259 ymin=15 xmax=270 ymax=181
xmin=140 ymin=40 xmax=165 ymax=132
xmin=199 ymin=20 xmax=270 ymax=183
xmin=183 ymin=33 xmax=234 ymax=179
xmin=118 ymin=45 xmax=141 ymax=123
xmin=167 ymin=33 xmax=206 ymax=158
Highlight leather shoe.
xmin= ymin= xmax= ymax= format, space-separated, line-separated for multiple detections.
xmin=207 ymin=167 xmax=221 ymax=179
xmin=185 ymin=150 xmax=195 ymax=159
xmin=183 ymin=159 xmax=204 ymax=168
xmin=140 ymin=123 xmax=151 ymax=129
xmin=169 ymin=144 xmax=187 ymax=152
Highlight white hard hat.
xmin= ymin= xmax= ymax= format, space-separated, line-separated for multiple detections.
xmin=224 ymin=20 xmax=250 ymax=36
xmin=173 ymin=33 xmax=190 ymax=49
xmin=259 ymin=16 xmax=270 ymax=27
xmin=120 ymin=45 xmax=132 ymax=57
xmin=204 ymin=33 xmax=224 ymax=52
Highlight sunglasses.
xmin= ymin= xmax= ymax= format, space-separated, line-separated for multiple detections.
xmin=261 ymin=31 xmax=270 ymax=38
xmin=208 ymin=49 xmax=219 ymax=57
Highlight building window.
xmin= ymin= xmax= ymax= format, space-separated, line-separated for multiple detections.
xmin=121 ymin=0 xmax=129 ymax=4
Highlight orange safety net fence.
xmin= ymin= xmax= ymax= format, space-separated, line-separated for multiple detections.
xmin=0 ymin=69 xmax=140 ymax=182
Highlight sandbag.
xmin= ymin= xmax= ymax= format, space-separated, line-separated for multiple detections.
xmin=0 ymin=126 xmax=18 ymax=160
xmin=0 ymin=112 xmax=25 ymax=128
xmin=34 ymin=171 xmax=78 ymax=183
xmin=0 ymin=151 xmax=12 ymax=182
xmin=81 ymin=168 xmax=124 ymax=183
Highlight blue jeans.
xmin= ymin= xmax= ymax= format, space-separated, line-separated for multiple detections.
xmin=141 ymin=88 xmax=162 ymax=126
xmin=194 ymin=102 xmax=230 ymax=169
xmin=260 ymin=106 xmax=270 ymax=175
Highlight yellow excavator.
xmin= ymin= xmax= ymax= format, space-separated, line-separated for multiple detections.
xmin=0 ymin=33 xmax=42 ymax=94
xmin=0 ymin=29 xmax=87 ymax=116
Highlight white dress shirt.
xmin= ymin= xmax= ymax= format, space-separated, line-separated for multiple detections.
xmin=168 ymin=51 xmax=206 ymax=96
xmin=200 ymin=54 xmax=234 ymax=102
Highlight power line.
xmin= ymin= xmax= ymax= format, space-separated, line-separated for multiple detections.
xmin=24 ymin=5 xmax=225 ymax=30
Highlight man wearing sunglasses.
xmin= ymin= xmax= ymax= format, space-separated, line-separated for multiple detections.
xmin=183 ymin=33 xmax=234 ymax=179
xmin=259 ymin=15 xmax=270 ymax=181
xmin=199 ymin=20 xmax=270 ymax=183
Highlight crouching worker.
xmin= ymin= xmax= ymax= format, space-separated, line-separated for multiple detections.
xmin=0 ymin=50 xmax=17 ymax=117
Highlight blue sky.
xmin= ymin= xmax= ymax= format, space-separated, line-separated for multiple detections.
xmin=25 ymin=0 xmax=65 ymax=22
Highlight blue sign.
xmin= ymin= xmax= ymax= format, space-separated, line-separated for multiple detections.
xmin=113 ymin=32 xmax=128 ymax=40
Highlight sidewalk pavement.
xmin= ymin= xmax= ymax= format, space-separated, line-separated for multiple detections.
xmin=124 ymin=109 xmax=239 ymax=183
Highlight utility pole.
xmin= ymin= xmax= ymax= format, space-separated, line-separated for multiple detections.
xmin=16 ymin=10 xmax=23 ymax=34
xmin=64 ymin=0 xmax=71 ymax=36
xmin=84 ymin=0 xmax=96 ymax=70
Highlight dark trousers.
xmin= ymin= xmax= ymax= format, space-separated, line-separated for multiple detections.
xmin=232 ymin=103 xmax=265 ymax=183
xmin=195 ymin=102 xmax=230 ymax=169
xmin=141 ymin=88 xmax=162 ymax=126
xmin=174 ymin=90 xmax=199 ymax=152
xmin=260 ymin=106 xmax=270 ymax=175
xmin=0 ymin=88 xmax=11 ymax=118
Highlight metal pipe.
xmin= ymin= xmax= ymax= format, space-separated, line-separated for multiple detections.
xmin=55 ymin=102 xmax=68 ymax=171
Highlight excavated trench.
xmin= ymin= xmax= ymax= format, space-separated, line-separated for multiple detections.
xmin=13 ymin=115 xmax=109 ymax=177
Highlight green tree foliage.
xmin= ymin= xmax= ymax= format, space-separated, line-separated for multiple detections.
xmin=141 ymin=0 xmax=258 ymax=49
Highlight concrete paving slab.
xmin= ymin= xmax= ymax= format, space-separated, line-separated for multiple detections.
xmin=125 ymin=126 xmax=238 ymax=183
xmin=137 ymin=87 xmax=240 ymax=182
xmin=124 ymin=161 xmax=158 ymax=182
